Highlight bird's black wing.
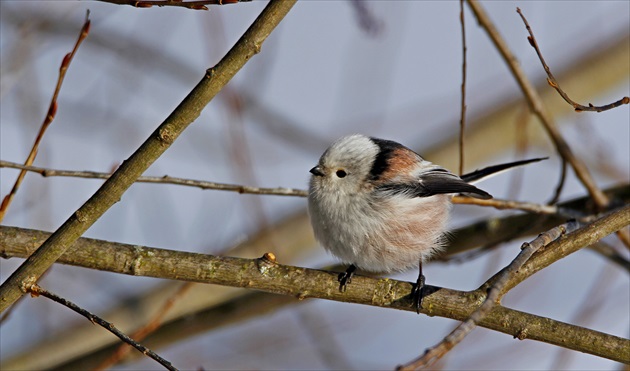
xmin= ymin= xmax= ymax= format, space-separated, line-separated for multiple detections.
xmin=377 ymin=168 xmax=492 ymax=199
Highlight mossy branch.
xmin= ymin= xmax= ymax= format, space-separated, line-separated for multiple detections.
xmin=2 ymin=204 xmax=628 ymax=363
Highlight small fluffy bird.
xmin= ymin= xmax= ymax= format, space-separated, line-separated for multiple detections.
xmin=307 ymin=134 xmax=544 ymax=312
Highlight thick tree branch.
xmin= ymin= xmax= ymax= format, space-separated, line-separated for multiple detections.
xmin=2 ymin=205 xmax=629 ymax=363
xmin=0 ymin=0 xmax=297 ymax=313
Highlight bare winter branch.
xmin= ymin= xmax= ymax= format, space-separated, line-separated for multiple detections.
xmin=28 ymin=285 xmax=177 ymax=371
xmin=0 ymin=11 xmax=90 ymax=223
xmin=516 ymin=8 xmax=630 ymax=113
xmin=0 ymin=160 xmax=308 ymax=197
xmin=400 ymin=220 xmax=579 ymax=369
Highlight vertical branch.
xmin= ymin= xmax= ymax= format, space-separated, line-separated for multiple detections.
xmin=0 ymin=0 xmax=297 ymax=313
xmin=0 ymin=11 xmax=91 ymax=222
xmin=458 ymin=0 xmax=467 ymax=176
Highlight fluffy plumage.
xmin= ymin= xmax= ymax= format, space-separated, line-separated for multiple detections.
xmin=307 ymin=134 xmax=544 ymax=311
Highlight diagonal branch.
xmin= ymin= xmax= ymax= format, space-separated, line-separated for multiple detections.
xmin=28 ymin=285 xmax=177 ymax=371
xmin=0 ymin=0 xmax=297 ymax=313
xmin=400 ymin=220 xmax=579 ymax=369
xmin=489 ymin=204 xmax=630 ymax=296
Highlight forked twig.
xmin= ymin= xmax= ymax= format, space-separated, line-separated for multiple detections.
xmin=465 ymin=0 xmax=609 ymax=208
xmin=517 ymin=8 xmax=630 ymax=113
xmin=399 ymin=221 xmax=579 ymax=369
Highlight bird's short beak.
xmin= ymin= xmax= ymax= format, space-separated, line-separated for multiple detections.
xmin=310 ymin=166 xmax=324 ymax=177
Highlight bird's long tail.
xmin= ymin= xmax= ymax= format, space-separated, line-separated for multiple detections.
xmin=461 ymin=157 xmax=548 ymax=184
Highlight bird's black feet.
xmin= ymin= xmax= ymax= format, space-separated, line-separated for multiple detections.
xmin=412 ymin=261 xmax=425 ymax=314
xmin=411 ymin=274 xmax=425 ymax=314
xmin=338 ymin=264 xmax=357 ymax=292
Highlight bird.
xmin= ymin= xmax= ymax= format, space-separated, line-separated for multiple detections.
xmin=307 ymin=134 xmax=545 ymax=313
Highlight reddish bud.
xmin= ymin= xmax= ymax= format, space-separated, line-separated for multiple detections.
xmin=47 ymin=102 xmax=58 ymax=120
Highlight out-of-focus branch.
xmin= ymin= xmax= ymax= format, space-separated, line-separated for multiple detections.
xmin=452 ymin=196 xmax=561 ymax=215
xmin=94 ymin=282 xmax=194 ymax=370
xmin=0 ymin=12 xmax=90 ymax=222
xmin=0 ymin=0 xmax=297 ymax=313
xmin=516 ymin=8 xmax=629 ymax=113
xmin=1 ymin=227 xmax=628 ymax=363
xmin=97 ymin=0 xmax=251 ymax=11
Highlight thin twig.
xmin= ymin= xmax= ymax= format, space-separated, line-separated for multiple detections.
xmin=28 ymin=285 xmax=178 ymax=371
xmin=0 ymin=0 xmax=297 ymax=313
xmin=548 ymin=158 xmax=567 ymax=205
xmin=451 ymin=195 xmax=562 ymax=216
xmin=516 ymin=8 xmax=630 ymax=113
xmin=0 ymin=11 xmax=90 ymax=223
xmin=466 ymin=1 xmax=609 ymax=208
xmin=399 ymin=221 xmax=578 ymax=370
xmin=97 ymin=0 xmax=251 ymax=11
xmin=458 ymin=0 xmax=467 ymax=176
xmin=2 ymin=160 xmax=578 ymax=215
xmin=0 ymin=160 xmax=308 ymax=197
xmin=95 ymin=282 xmax=194 ymax=370
xmin=465 ymin=1 xmax=630 ymax=250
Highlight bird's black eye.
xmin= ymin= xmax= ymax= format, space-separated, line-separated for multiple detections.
xmin=336 ymin=169 xmax=347 ymax=178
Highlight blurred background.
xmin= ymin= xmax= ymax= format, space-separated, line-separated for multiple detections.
xmin=1 ymin=1 xmax=628 ymax=369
